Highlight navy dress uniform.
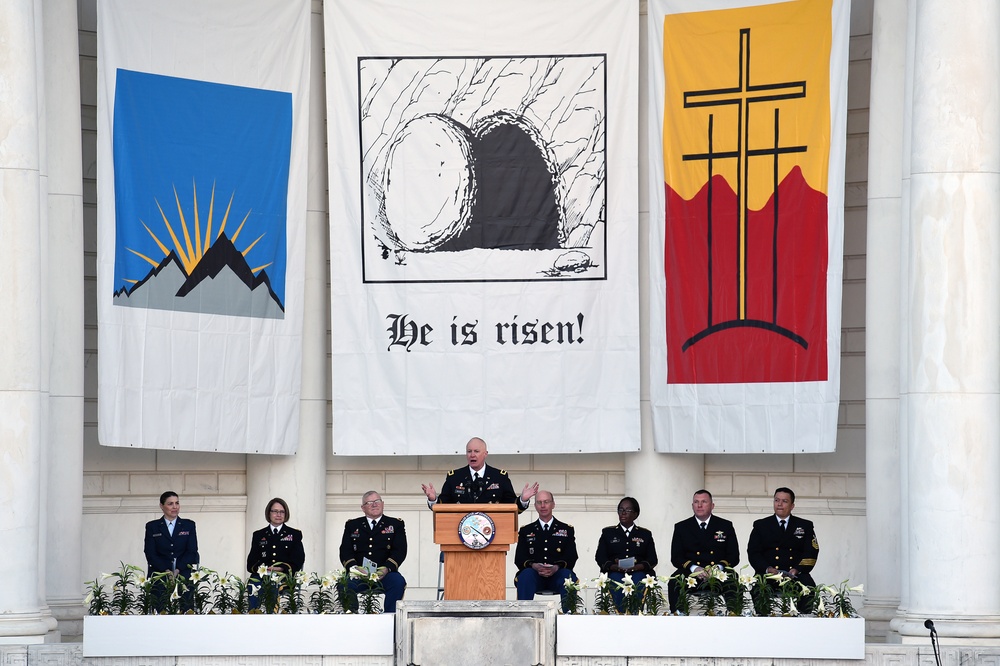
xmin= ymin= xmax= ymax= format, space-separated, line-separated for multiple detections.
xmin=747 ymin=513 xmax=819 ymax=612
xmin=747 ymin=513 xmax=819 ymax=584
xmin=595 ymin=524 xmax=658 ymax=610
xmin=668 ymin=515 xmax=740 ymax=611
xmin=437 ymin=464 xmax=524 ymax=509
xmin=247 ymin=525 xmax=305 ymax=575
xmin=339 ymin=515 xmax=407 ymax=612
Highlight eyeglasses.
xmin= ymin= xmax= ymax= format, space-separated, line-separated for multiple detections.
xmin=269 ymin=509 xmax=286 ymax=514
xmin=363 ymin=499 xmax=383 ymax=507
xmin=617 ymin=507 xmax=636 ymax=514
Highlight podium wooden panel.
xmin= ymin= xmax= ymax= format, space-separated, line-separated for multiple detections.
xmin=432 ymin=503 xmax=519 ymax=600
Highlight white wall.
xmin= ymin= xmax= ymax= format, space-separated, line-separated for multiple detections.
xmin=77 ymin=0 xmax=873 ymax=604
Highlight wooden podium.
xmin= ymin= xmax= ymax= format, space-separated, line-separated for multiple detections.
xmin=432 ymin=503 xmax=519 ymax=600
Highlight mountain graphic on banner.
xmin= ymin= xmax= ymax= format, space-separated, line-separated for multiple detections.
xmin=664 ymin=165 xmax=828 ymax=384
xmin=113 ymin=233 xmax=284 ymax=319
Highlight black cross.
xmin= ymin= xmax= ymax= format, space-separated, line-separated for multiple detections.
xmin=679 ymin=28 xmax=809 ymax=351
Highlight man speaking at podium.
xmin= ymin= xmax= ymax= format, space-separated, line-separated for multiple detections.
xmin=422 ymin=437 xmax=537 ymax=511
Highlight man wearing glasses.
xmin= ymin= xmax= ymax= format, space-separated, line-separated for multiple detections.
xmin=514 ymin=490 xmax=578 ymax=606
xmin=339 ymin=491 xmax=407 ymax=612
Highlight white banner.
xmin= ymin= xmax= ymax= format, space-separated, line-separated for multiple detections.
xmin=325 ymin=0 xmax=640 ymax=455
xmin=97 ymin=0 xmax=310 ymax=454
xmin=648 ymin=0 xmax=849 ymax=453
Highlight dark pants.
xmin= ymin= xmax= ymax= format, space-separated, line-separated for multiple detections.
xmin=515 ymin=567 xmax=577 ymax=603
xmin=340 ymin=571 xmax=407 ymax=613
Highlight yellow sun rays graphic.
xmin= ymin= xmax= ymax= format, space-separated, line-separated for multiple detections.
xmin=122 ymin=181 xmax=272 ymax=285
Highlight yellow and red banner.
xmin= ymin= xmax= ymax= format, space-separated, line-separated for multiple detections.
xmin=648 ymin=0 xmax=849 ymax=452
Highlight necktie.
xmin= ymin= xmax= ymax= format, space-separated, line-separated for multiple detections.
xmin=700 ymin=521 xmax=707 ymax=530
xmin=780 ymin=519 xmax=787 ymax=531
xmin=273 ymin=527 xmax=279 ymax=535
xmin=371 ymin=520 xmax=378 ymax=531
xmin=543 ymin=523 xmax=549 ymax=533
xmin=167 ymin=521 xmax=174 ymax=536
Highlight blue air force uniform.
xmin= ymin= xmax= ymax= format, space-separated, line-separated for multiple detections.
xmin=144 ymin=516 xmax=199 ymax=576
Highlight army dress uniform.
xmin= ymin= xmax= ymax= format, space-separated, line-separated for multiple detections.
xmin=338 ymin=515 xmax=407 ymax=613
xmin=246 ymin=524 xmax=305 ymax=575
xmin=668 ymin=515 xmax=740 ymax=611
xmin=514 ymin=518 xmax=579 ymax=601
xmin=436 ymin=464 xmax=525 ymax=511
xmin=595 ymin=523 xmax=659 ymax=611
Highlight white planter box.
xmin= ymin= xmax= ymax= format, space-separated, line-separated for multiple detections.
xmin=557 ymin=615 xmax=865 ymax=660
xmin=82 ymin=614 xmax=395 ymax=657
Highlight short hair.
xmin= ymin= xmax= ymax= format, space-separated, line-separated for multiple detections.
xmin=774 ymin=487 xmax=795 ymax=503
xmin=361 ymin=490 xmax=381 ymax=503
xmin=693 ymin=489 xmax=713 ymax=501
xmin=159 ymin=491 xmax=178 ymax=505
xmin=266 ymin=497 xmax=290 ymax=522
xmin=618 ymin=496 xmax=640 ymax=517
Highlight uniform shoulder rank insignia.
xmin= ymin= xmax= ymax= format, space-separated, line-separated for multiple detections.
xmin=447 ymin=469 xmax=455 ymax=476
xmin=500 ymin=469 xmax=508 ymax=475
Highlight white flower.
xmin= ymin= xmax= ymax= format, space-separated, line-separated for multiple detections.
xmin=248 ymin=583 xmax=261 ymax=596
xmin=622 ymin=585 xmax=633 ymax=597
xmin=84 ymin=591 xmax=93 ymax=605
xmin=295 ymin=571 xmax=307 ymax=585
xmin=715 ymin=569 xmax=729 ymax=583
xmin=100 ymin=572 xmax=113 ymax=581
xmin=137 ymin=574 xmax=147 ymax=585
xmin=269 ymin=571 xmax=284 ymax=582
xmin=169 ymin=586 xmax=181 ymax=601
xmin=257 ymin=564 xmax=269 ymax=576
xmin=190 ymin=569 xmax=204 ymax=583
xmin=563 ymin=577 xmax=577 ymax=589
xmin=320 ymin=575 xmax=335 ymax=589
xmin=641 ymin=575 xmax=658 ymax=589
xmin=622 ymin=573 xmax=633 ymax=586
xmin=798 ymin=582 xmax=811 ymax=596
xmin=686 ymin=576 xmax=698 ymax=589
xmin=596 ymin=572 xmax=609 ymax=589
xmin=740 ymin=574 xmax=754 ymax=589
xmin=849 ymin=584 xmax=864 ymax=594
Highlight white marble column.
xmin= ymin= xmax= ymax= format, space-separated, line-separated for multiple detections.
xmin=863 ymin=0 xmax=906 ymax=640
xmin=631 ymin=6 xmax=704 ymax=546
xmin=42 ymin=0 xmax=85 ymax=640
xmin=0 ymin=0 xmax=49 ymax=644
xmin=897 ymin=0 xmax=1000 ymax=643
xmin=246 ymin=2 xmax=329 ymax=573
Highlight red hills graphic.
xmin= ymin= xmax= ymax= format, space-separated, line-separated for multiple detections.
xmin=664 ymin=166 xmax=828 ymax=384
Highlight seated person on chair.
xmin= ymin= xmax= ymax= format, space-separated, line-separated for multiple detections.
xmin=747 ymin=487 xmax=819 ymax=613
xmin=246 ymin=497 xmax=305 ymax=609
xmin=339 ymin=491 xmax=407 ymax=613
xmin=667 ymin=489 xmax=740 ymax=613
xmin=514 ymin=490 xmax=578 ymax=607
xmin=595 ymin=496 xmax=658 ymax=611
xmin=421 ymin=437 xmax=537 ymax=511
